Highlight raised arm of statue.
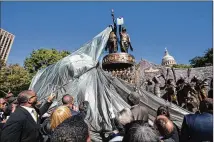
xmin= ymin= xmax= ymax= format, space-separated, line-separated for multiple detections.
xmin=111 ymin=9 xmax=117 ymax=35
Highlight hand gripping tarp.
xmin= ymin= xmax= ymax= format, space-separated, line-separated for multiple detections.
xmin=29 ymin=27 xmax=190 ymax=141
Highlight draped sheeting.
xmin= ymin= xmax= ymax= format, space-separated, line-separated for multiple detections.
xmin=29 ymin=27 xmax=190 ymax=141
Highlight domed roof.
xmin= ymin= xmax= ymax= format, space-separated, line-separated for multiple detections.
xmin=161 ymin=48 xmax=176 ymax=66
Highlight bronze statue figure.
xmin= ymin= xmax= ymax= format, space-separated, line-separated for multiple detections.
xmin=106 ymin=9 xmax=134 ymax=54
xmin=145 ymin=79 xmax=154 ymax=94
xmin=119 ymin=26 xmax=133 ymax=53
xmin=152 ymin=75 xmax=163 ymax=97
xmin=105 ymin=9 xmax=118 ymax=54
xmin=165 ymin=79 xmax=178 ymax=105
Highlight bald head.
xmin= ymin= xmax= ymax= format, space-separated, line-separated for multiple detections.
xmin=155 ymin=115 xmax=174 ymax=137
xmin=62 ymin=94 xmax=74 ymax=105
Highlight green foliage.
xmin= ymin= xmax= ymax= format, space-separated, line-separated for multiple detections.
xmin=0 ymin=48 xmax=71 ymax=97
xmin=24 ymin=48 xmax=71 ymax=74
xmin=0 ymin=64 xmax=31 ymax=97
xmin=172 ymin=64 xmax=192 ymax=68
xmin=189 ymin=48 xmax=213 ymax=68
xmin=0 ymin=59 xmax=6 ymax=70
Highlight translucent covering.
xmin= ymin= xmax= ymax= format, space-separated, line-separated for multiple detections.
xmin=29 ymin=27 xmax=190 ymax=141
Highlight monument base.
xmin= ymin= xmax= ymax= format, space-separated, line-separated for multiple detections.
xmin=102 ymin=53 xmax=136 ymax=84
xmin=102 ymin=53 xmax=135 ymax=70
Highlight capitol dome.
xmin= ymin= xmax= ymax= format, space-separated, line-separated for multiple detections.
xmin=161 ymin=48 xmax=176 ymax=66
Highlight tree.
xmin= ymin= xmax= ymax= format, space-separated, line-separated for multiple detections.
xmin=172 ymin=64 xmax=192 ymax=69
xmin=0 ymin=59 xmax=6 ymax=70
xmin=189 ymin=48 xmax=213 ymax=68
xmin=24 ymin=49 xmax=71 ymax=75
xmin=0 ymin=64 xmax=31 ymax=97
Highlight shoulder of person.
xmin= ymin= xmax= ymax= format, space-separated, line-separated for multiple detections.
xmin=10 ymin=106 xmax=29 ymax=120
xmin=185 ymin=113 xmax=197 ymax=119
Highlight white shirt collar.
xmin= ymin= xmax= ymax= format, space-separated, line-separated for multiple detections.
xmin=21 ymin=106 xmax=37 ymax=122
xmin=21 ymin=106 xmax=35 ymax=112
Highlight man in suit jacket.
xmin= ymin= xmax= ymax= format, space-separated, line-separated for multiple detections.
xmin=128 ymin=92 xmax=149 ymax=123
xmin=180 ymin=98 xmax=213 ymax=142
xmin=1 ymin=90 xmax=55 ymax=142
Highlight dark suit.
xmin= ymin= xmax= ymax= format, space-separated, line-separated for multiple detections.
xmin=1 ymin=101 xmax=52 ymax=142
xmin=180 ymin=112 xmax=213 ymax=142
xmin=70 ymin=109 xmax=79 ymax=116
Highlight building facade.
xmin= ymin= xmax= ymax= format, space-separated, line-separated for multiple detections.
xmin=0 ymin=28 xmax=15 ymax=63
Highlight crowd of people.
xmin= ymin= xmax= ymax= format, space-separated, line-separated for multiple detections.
xmin=0 ymin=89 xmax=213 ymax=142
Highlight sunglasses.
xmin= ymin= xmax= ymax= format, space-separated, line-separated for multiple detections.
xmin=28 ymin=95 xmax=37 ymax=100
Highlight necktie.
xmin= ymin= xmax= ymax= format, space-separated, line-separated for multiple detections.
xmin=32 ymin=110 xmax=37 ymax=122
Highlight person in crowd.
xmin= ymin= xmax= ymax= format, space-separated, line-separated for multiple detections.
xmin=50 ymin=105 xmax=72 ymax=130
xmin=105 ymin=108 xmax=134 ymax=141
xmin=79 ymin=101 xmax=91 ymax=120
xmin=154 ymin=115 xmax=177 ymax=142
xmin=1 ymin=90 xmax=55 ymax=142
xmin=180 ymin=98 xmax=213 ymax=142
xmin=157 ymin=106 xmax=180 ymax=142
xmin=41 ymin=98 xmax=76 ymax=142
xmin=62 ymin=94 xmax=79 ymax=116
xmin=117 ymin=108 xmax=134 ymax=126
xmin=157 ymin=106 xmax=170 ymax=118
xmin=0 ymin=98 xmax=7 ymax=122
xmin=4 ymin=96 xmax=18 ymax=117
xmin=0 ymin=98 xmax=8 ymax=132
xmin=128 ymin=92 xmax=149 ymax=124
xmin=51 ymin=114 xmax=90 ymax=142
xmin=122 ymin=123 xmax=160 ymax=142
xmin=4 ymin=92 xmax=14 ymax=102
xmin=111 ymin=108 xmax=134 ymax=139
xmin=40 ymin=106 xmax=72 ymax=142
xmin=40 ymin=117 xmax=52 ymax=142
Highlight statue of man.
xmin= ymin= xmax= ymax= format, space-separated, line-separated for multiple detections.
xmin=145 ymin=79 xmax=154 ymax=93
xmin=191 ymin=76 xmax=208 ymax=101
xmin=105 ymin=10 xmax=118 ymax=54
xmin=199 ymin=78 xmax=209 ymax=100
xmin=165 ymin=79 xmax=178 ymax=105
xmin=119 ymin=26 xmax=133 ymax=53
xmin=152 ymin=75 xmax=163 ymax=97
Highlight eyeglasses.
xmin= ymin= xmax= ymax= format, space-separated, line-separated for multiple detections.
xmin=29 ymin=95 xmax=37 ymax=99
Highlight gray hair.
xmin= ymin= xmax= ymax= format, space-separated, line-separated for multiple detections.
xmin=117 ymin=108 xmax=134 ymax=125
xmin=17 ymin=90 xmax=35 ymax=105
xmin=123 ymin=124 xmax=159 ymax=142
